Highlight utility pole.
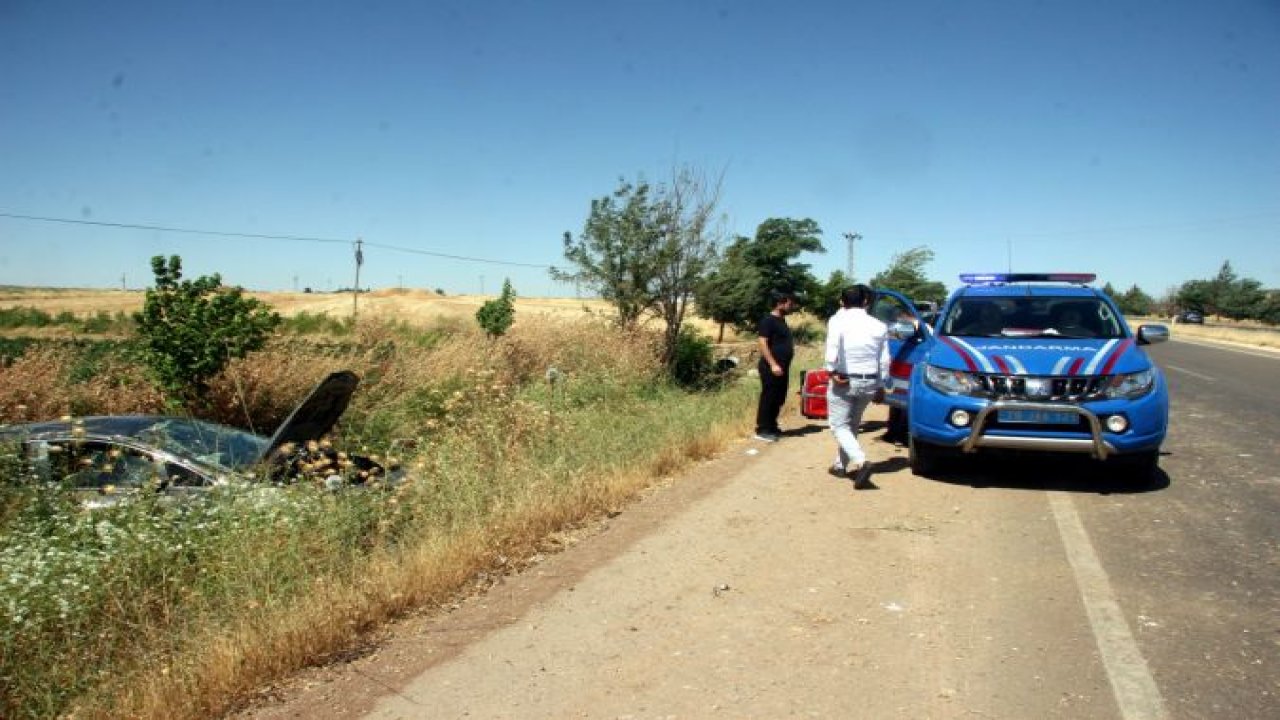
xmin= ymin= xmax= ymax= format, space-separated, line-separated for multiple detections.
xmin=843 ymin=231 xmax=861 ymax=281
xmin=352 ymin=238 xmax=363 ymax=322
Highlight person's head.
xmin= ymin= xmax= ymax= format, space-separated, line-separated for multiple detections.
xmin=771 ymin=290 xmax=797 ymax=314
xmin=840 ymin=284 xmax=874 ymax=310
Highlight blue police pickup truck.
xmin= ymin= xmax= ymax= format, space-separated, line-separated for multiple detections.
xmin=870 ymin=273 xmax=1170 ymax=480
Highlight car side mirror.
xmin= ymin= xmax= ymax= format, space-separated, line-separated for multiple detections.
xmin=1136 ymin=324 xmax=1169 ymax=345
xmin=889 ymin=320 xmax=919 ymax=340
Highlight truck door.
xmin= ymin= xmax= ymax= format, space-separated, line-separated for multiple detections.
xmin=870 ymin=289 xmax=931 ymax=437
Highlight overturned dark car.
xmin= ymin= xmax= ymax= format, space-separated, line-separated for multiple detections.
xmin=0 ymin=371 xmax=397 ymax=507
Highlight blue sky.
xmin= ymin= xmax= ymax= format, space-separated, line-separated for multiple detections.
xmin=2 ymin=0 xmax=1277 ymax=300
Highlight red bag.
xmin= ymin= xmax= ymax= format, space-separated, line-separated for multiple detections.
xmin=799 ymin=368 xmax=830 ymax=420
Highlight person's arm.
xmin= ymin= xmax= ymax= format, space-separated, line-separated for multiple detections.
xmin=824 ymin=316 xmax=849 ymax=385
xmin=824 ymin=317 xmax=841 ymax=371
xmin=758 ymin=333 xmax=783 ymax=376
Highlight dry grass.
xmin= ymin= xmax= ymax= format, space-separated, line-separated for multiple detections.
xmin=114 ymin=420 xmax=750 ymax=719
xmin=0 ymin=345 xmax=167 ymax=422
xmin=0 ymin=308 xmax=756 ymax=720
xmin=0 ymin=287 xmax=736 ymax=340
xmin=1161 ymin=321 xmax=1280 ymax=350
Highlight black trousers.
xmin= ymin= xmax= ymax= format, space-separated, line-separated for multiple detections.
xmin=755 ymin=359 xmax=790 ymax=434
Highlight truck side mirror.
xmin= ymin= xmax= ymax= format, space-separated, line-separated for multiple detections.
xmin=1136 ymin=324 xmax=1169 ymax=346
xmin=889 ymin=320 xmax=919 ymax=340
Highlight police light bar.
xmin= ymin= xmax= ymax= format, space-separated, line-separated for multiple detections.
xmin=959 ymin=272 xmax=1096 ymax=285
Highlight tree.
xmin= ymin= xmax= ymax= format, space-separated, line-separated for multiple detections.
xmin=1176 ymin=279 xmax=1215 ymax=314
xmin=1117 ymin=284 xmax=1155 ymax=315
xmin=693 ymin=237 xmax=762 ymax=341
xmin=1176 ymin=261 xmax=1268 ymax=320
xmin=650 ymin=166 xmax=727 ymax=366
xmin=867 ymin=246 xmax=946 ymax=303
xmin=696 ymin=217 xmax=825 ymax=332
xmin=809 ymin=270 xmax=853 ymax=321
xmin=747 ymin=218 xmax=825 ymax=302
xmin=134 ymin=255 xmax=280 ymax=405
xmin=476 ymin=278 xmax=516 ymax=338
xmin=1256 ymin=290 xmax=1280 ymax=325
xmin=554 ymin=167 xmax=724 ymax=366
xmin=1218 ymin=276 xmax=1266 ymax=321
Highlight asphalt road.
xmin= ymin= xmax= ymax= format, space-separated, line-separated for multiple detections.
xmin=1086 ymin=338 xmax=1280 ymax=718
xmin=860 ymin=336 xmax=1280 ymax=719
xmin=240 ymin=337 xmax=1280 ymax=720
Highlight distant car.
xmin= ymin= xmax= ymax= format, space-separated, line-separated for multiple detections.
xmin=0 ymin=371 xmax=394 ymax=507
xmin=1174 ymin=310 xmax=1204 ymax=324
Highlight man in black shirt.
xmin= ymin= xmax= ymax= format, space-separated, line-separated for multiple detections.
xmin=755 ymin=291 xmax=798 ymax=441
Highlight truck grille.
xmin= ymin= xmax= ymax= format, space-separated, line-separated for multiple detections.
xmin=977 ymin=375 xmax=1107 ymax=402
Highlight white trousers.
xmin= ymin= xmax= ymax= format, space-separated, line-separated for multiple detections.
xmin=827 ymin=379 xmax=878 ymax=470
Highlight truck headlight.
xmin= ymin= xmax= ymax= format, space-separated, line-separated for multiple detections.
xmin=924 ymin=364 xmax=982 ymax=396
xmin=1104 ymin=369 xmax=1156 ymax=399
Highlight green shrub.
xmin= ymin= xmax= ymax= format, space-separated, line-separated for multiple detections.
xmin=133 ymin=255 xmax=280 ymax=404
xmin=0 ymin=307 xmax=52 ymax=329
xmin=670 ymin=325 xmax=717 ymax=388
xmin=280 ymin=311 xmax=352 ymax=336
xmin=475 ymin=279 xmax=516 ymax=338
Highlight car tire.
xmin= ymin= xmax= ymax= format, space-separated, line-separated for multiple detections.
xmin=909 ymin=434 xmax=947 ymax=477
xmin=887 ymin=406 xmax=908 ymax=442
xmin=1108 ymin=450 xmax=1159 ymax=487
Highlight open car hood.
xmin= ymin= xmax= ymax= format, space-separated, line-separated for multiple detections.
xmin=259 ymin=371 xmax=360 ymax=464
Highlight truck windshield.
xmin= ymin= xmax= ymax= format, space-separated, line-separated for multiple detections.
xmin=941 ymin=297 xmax=1124 ymax=339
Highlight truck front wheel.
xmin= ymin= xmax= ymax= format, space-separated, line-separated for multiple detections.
xmin=909 ymin=435 xmax=948 ymax=477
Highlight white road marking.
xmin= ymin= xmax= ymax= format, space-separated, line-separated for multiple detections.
xmin=1166 ymin=365 xmax=1216 ymax=382
xmin=1049 ymin=493 xmax=1169 ymax=720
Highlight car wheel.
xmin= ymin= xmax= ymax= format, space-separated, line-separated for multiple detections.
xmin=909 ymin=434 xmax=947 ymax=477
xmin=1108 ymin=450 xmax=1159 ymax=487
xmin=887 ymin=406 xmax=908 ymax=441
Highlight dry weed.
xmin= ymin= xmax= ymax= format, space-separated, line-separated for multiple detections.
xmin=0 ymin=346 xmax=166 ymax=423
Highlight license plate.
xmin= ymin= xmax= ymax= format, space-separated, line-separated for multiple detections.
xmin=998 ymin=409 xmax=1077 ymax=425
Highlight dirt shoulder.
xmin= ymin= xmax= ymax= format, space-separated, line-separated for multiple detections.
xmin=236 ymin=405 xmax=1114 ymax=720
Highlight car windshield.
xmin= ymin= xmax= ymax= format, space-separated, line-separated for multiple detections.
xmin=128 ymin=418 xmax=269 ymax=472
xmin=941 ymin=297 xmax=1124 ymax=339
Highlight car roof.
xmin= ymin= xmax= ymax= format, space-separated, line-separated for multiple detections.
xmin=0 ymin=415 xmax=183 ymax=440
xmin=955 ymin=284 xmax=1101 ymax=299
xmin=1 ymin=371 xmax=360 ymax=465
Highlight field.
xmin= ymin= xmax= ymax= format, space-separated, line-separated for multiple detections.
xmin=0 ymin=286 xmax=761 ymax=720
xmin=3 ymin=288 xmax=1274 ymax=350
xmin=0 ymin=286 xmax=732 ymax=338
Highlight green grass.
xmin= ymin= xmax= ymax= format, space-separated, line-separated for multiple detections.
xmin=0 ymin=306 xmax=133 ymax=334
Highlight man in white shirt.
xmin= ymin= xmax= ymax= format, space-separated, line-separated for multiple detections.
xmin=824 ymin=284 xmax=890 ymax=489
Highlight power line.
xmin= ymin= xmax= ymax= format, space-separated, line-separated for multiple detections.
xmin=362 ymin=240 xmax=552 ymax=269
xmin=0 ymin=211 xmax=558 ymax=270
xmin=0 ymin=211 xmax=348 ymax=244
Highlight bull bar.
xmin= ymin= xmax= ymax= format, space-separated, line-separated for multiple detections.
xmin=959 ymin=401 xmax=1116 ymax=460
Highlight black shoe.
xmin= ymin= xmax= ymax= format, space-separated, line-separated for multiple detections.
xmin=827 ymin=464 xmax=846 ymax=478
xmin=753 ymin=432 xmax=781 ymax=443
xmin=851 ymin=463 xmax=876 ymax=490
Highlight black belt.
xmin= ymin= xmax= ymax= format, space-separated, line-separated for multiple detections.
xmin=837 ymin=372 xmax=878 ymax=379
